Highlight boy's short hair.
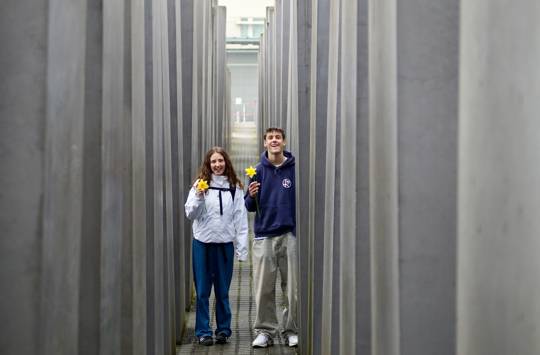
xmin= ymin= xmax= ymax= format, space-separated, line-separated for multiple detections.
xmin=263 ymin=127 xmax=286 ymax=140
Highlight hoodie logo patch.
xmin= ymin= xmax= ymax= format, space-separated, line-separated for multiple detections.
xmin=282 ymin=178 xmax=292 ymax=188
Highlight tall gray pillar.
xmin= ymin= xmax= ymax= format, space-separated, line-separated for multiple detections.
xmin=395 ymin=0 xmax=459 ymax=354
xmin=275 ymin=0 xmax=284 ymax=129
xmin=1 ymin=1 xmax=55 ymax=354
xmin=213 ymin=6 xmax=227 ymax=148
xmin=132 ymin=0 xmax=149 ymax=352
xmin=458 ymin=1 xmax=540 ymax=354
xmin=304 ymin=0 xmax=328 ymax=353
xmin=370 ymin=0 xmax=459 ymax=353
xmin=181 ymin=0 xmax=195 ymax=309
xmin=100 ymin=0 xmax=132 ymax=353
xmin=257 ymin=32 xmax=266 ymax=144
xmin=266 ymin=7 xmax=276 ymax=128
xmin=191 ymin=0 xmax=205 ymax=168
xmin=369 ymin=0 xmax=401 ymax=354
xmin=167 ymin=0 xmax=190 ymax=343
xmin=294 ymin=0 xmax=313 ymax=353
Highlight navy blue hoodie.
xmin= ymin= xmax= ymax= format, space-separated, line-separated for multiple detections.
xmin=244 ymin=151 xmax=296 ymax=239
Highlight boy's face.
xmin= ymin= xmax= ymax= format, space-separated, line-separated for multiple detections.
xmin=264 ymin=131 xmax=286 ymax=155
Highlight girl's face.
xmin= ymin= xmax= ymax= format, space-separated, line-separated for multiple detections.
xmin=210 ymin=152 xmax=226 ymax=176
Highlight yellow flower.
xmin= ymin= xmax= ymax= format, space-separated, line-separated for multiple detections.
xmin=196 ymin=179 xmax=209 ymax=192
xmin=245 ymin=166 xmax=257 ymax=179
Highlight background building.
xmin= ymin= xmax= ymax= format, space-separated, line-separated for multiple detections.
xmin=219 ymin=0 xmax=274 ymax=123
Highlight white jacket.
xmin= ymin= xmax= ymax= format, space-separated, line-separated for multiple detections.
xmin=185 ymin=175 xmax=248 ymax=261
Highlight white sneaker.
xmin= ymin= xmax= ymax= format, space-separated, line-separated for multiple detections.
xmin=252 ymin=333 xmax=273 ymax=348
xmin=287 ymin=334 xmax=298 ymax=347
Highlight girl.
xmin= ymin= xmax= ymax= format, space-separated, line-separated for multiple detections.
xmin=185 ymin=147 xmax=248 ymax=346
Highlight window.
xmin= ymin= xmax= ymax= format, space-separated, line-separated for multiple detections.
xmin=252 ymin=24 xmax=264 ymax=38
xmin=237 ymin=17 xmax=266 ymax=39
xmin=240 ymin=24 xmax=249 ymax=38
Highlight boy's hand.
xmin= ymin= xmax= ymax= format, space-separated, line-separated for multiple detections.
xmin=248 ymin=181 xmax=260 ymax=198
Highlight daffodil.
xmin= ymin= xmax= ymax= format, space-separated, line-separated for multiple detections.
xmin=245 ymin=165 xmax=261 ymax=215
xmin=196 ymin=179 xmax=209 ymax=192
xmin=245 ymin=166 xmax=257 ymax=179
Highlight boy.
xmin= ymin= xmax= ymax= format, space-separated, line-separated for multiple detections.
xmin=245 ymin=128 xmax=298 ymax=348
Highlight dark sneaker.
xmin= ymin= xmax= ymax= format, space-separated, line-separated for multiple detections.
xmin=198 ymin=336 xmax=213 ymax=346
xmin=215 ymin=332 xmax=228 ymax=344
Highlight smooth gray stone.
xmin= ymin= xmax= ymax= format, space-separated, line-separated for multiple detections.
xmin=0 ymin=1 xmax=48 ymax=354
xmin=458 ymin=1 xmax=540 ymax=354
xmin=395 ymin=1 xmax=459 ymax=354
xmin=369 ymin=0 xmax=400 ymax=353
xmin=131 ymin=1 xmax=149 ymax=354
xmin=40 ymin=0 xmax=87 ymax=353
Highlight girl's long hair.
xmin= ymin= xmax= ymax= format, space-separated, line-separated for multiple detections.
xmin=197 ymin=147 xmax=244 ymax=189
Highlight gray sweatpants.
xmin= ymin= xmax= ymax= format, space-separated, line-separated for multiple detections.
xmin=252 ymin=232 xmax=298 ymax=337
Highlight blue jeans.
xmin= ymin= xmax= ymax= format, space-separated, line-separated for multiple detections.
xmin=192 ymin=239 xmax=234 ymax=338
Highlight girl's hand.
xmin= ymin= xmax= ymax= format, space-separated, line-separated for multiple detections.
xmin=193 ymin=179 xmax=204 ymax=198
xmin=248 ymin=181 xmax=260 ymax=198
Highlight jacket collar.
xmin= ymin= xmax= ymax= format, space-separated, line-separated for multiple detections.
xmin=211 ymin=174 xmax=229 ymax=187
